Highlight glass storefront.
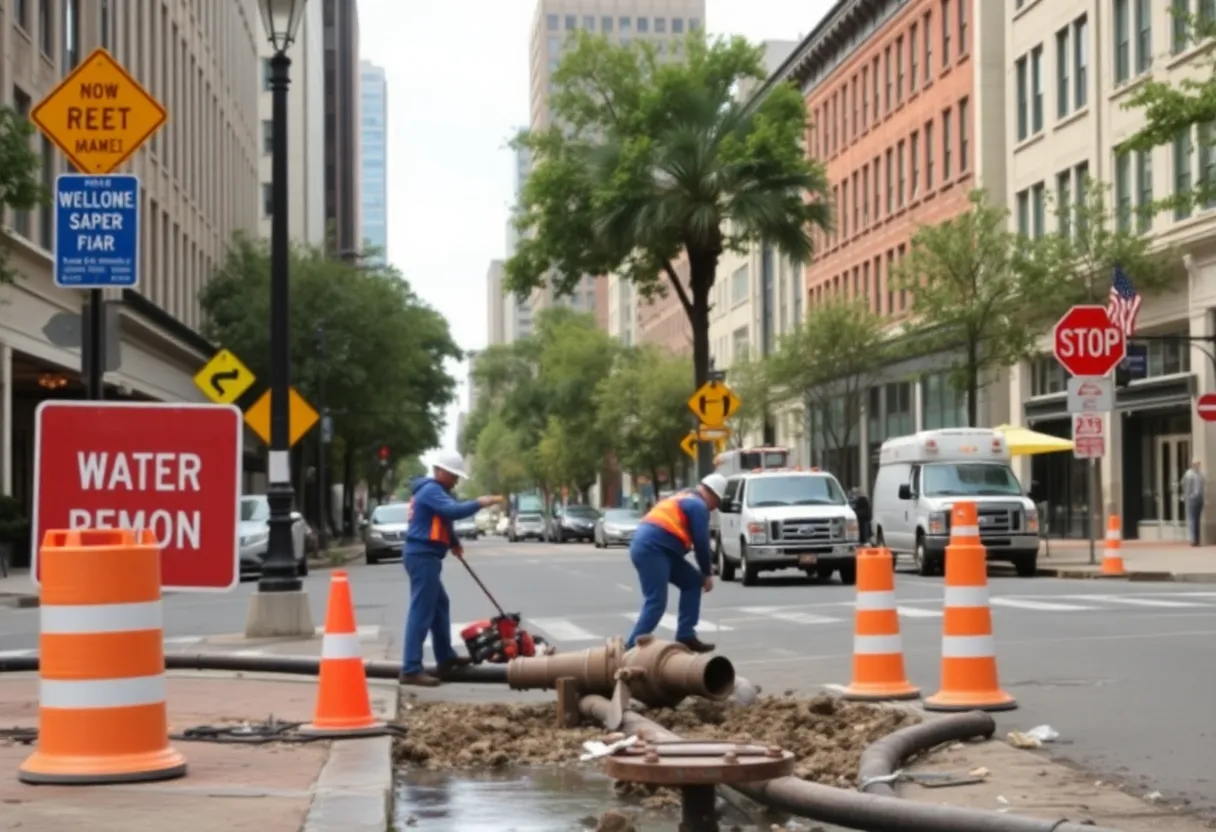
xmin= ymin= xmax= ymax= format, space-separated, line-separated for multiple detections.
xmin=1027 ymin=419 xmax=1095 ymax=539
xmin=1126 ymin=410 xmax=1191 ymax=539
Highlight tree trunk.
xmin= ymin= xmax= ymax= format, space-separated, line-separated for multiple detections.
xmin=342 ymin=447 xmax=354 ymax=539
xmin=966 ymin=338 xmax=980 ymax=427
xmin=689 ymin=257 xmax=714 ymax=480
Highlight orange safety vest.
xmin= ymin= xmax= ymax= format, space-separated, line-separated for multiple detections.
xmin=408 ymin=497 xmax=450 ymax=545
xmin=641 ymin=492 xmax=693 ymax=548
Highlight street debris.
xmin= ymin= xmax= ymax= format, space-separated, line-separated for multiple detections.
xmin=393 ymin=693 xmax=920 ymax=811
xmin=1007 ymin=724 xmax=1060 ymax=749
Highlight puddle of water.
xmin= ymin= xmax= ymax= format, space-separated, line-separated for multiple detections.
xmin=394 ymin=765 xmax=760 ymax=831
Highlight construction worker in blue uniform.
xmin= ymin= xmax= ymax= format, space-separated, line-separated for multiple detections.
xmin=400 ymin=451 xmax=504 ymax=687
xmin=625 ymin=474 xmax=727 ymax=654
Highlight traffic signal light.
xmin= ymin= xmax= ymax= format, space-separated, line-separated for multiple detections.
xmin=378 ymin=445 xmax=390 ymax=462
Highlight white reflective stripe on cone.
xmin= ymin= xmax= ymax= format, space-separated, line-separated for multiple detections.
xmin=944 ymin=586 xmax=989 ymax=608
xmin=951 ymin=525 xmax=979 ymax=538
xmin=1106 ymin=532 xmax=1122 ymax=542
xmin=941 ymin=635 xmax=996 ymax=658
xmin=854 ymin=590 xmax=896 ymax=611
xmin=40 ymin=600 xmax=163 ymax=635
xmin=321 ymin=633 xmax=362 ymax=659
xmin=853 ymin=634 xmax=903 ymax=655
xmin=40 ymin=675 xmax=167 ymax=709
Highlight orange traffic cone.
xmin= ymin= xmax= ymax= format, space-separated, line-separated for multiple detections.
xmin=841 ymin=548 xmax=919 ymax=701
xmin=1101 ymin=515 xmax=1126 ymax=576
xmin=20 ymin=528 xmax=187 ymax=784
xmin=924 ymin=502 xmax=1016 ymax=712
xmin=299 ymin=570 xmax=384 ymax=736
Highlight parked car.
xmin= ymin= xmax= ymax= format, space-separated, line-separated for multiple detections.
xmin=552 ymin=504 xmax=599 ymax=543
xmin=594 ymin=508 xmax=644 ymax=548
xmin=475 ymin=509 xmax=497 ymax=534
xmin=508 ymin=512 xmax=549 ymax=542
xmin=454 ymin=517 xmax=479 ymax=539
xmin=239 ymin=495 xmax=308 ymax=577
xmin=363 ymin=502 xmax=408 ymax=565
xmin=495 ymin=515 xmax=510 ymax=536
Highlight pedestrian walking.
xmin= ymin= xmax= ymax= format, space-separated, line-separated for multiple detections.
xmin=399 ymin=451 xmax=504 ymax=687
xmin=625 ymin=474 xmax=726 ymax=653
xmin=1181 ymin=460 xmax=1206 ymax=547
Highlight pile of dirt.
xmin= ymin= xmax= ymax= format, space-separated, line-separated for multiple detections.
xmin=394 ymin=692 xmax=918 ymax=802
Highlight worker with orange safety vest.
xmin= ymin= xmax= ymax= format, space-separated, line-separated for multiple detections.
xmin=624 ymin=474 xmax=727 ymax=654
xmin=400 ymin=451 xmax=504 ymax=688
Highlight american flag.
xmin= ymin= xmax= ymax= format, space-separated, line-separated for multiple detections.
xmin=1107 ymin=264 xmax=1142 ymax=338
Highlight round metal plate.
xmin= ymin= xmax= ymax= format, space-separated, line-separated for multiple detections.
xmin=603 ymin=741 xmax=794 ymax=787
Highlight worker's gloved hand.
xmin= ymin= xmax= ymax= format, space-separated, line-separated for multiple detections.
xmin=452 ymin=545 xmax=465 ymax=559
xmin=702 ymin=575 xmax=713 ymax=593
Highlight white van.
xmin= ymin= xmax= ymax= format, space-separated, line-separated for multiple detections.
xmin=872 ymin=429 xmax=1040 ymax=577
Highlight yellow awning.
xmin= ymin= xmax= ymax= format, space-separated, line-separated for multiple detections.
xmin=994 ymin=424 xmax=1074 ymax=456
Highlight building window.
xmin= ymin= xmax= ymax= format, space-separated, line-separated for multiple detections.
xmin=654 ymin=17 xmax=665 ymax=33
xmin=1115 ymin=150 xmax=1133 ymax=232
xmin=62 ymin=0 xmax=78 ymax=69
xmin=1056 ymin=27 xmax=1070 ymax=117
xmin=1135 ymin=0 xmax=1152 ymax=74
xmin=619 ymin=16 xmax=630 ymax=35
xmin=689 ymin=18 xmax=701 ymax=31
xmin=910 ymin=131 xmax=920 ymax=196
xmin=872 ymin=57 xmax=881 ymax=121
xmin=1075 ymin=161 xmax=1090 ymax=237
xmin=11 ymin=88 xmax=31 ymax=239
xmin=942 ymin=108 xmax=952 ymax=178
xmin=852 ymin=77 xmax=858 ymax=136
xmin=898 ymin=140 xmax=906 ymax=206
xmin=959 ymin=97 xmax=970 ymax=171
xmin=1200 ymin=122 xmax=1216 ymax=208
xmin=958 ymin=0 xmax=968 ymax=54
xmin=941 ymin=0 xmax=951 ymax=63
xmin=636 ymin=17 xmax=648 ymax=33
xmin=1031 ymin=182 xmax=1046 ymax=237
xmin=923 ymin=12 xmax=933 ymax=82
xmin=601 ymin=16 xmax=612 ymax=32
xmin=546 ymin=13 xmax=558 ymax=30
xmin=1136 ymin=149 xmax=1153 ymax=232
xmin=922 ymin=372 xmax=965 ymax=429
xmin=1017 ymin=189 xmax=1031 ymax=237
xmin=861 ymin=67 xmax=869 ymax=130
xmin=884 ymin=46 xmax=892 ymax=111
xmin=1175 ymin=128 xmax=1194 ymax=221
xmin=896 ymin=37 xmax=905 ymax=101
xmin=1057 ymin=169 xmax=1073 ymax=237
xmin=1172 ymin=0 xmax=1189 ymax=54
xmin=14 ymin=0 xmax=28 ymax=29
xmin=1031 ymin=45 xmax=1043 ymax=133
xmin=886 ymin=148 xmax=894 ymax=212
xmin=925 ymin=121 xmax=935 ymax=189
xmin=885 ymin=382 xmax=913 ymax=437
xmin=672 ymin=17 xmax=683 ymax=33
xmin=873 ymin=155 xmax=882 ymax=219
xmin=39 ymin=0 xmax=52 ymax=54
xmin=1114 ymin=0 xmax=1130 ymax=84
xmin=1074 ymin=15 xmax=1089 ymax=109
xmin=731 ymin=265 xmax=748 ymax=306
xmin=564 ymin=14 xmax=575 ymax=29
xmin=909 ymin=24 xmax=919 ymax=90
xmin=853 ymin=172 xmax=860 ymax=229
xmin=1015 ymin=55 xmax=1028 ymax=141
xmin=262 ymin=119 xmax=273 ymax=154
xmin=583 ymin=15 xmax=595 ymax=29
xmin=863 ymin=166 xmax=870 ymax=223
xmin=262 ymin=183 xmax=274 ymax=217
xmin=262 ymin=58 xmax=273 ymax=91
xmin=732 ymin=326 xmax=749 ymax=362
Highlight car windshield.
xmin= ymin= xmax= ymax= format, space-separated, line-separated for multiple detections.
xmin=240 ymin=497 xmax=269 ymax=522
xmin=455 ymin=517 xmax=475 ymax=525
xmin=922 ymin=463 xmax=1023 ymax=497
xmin=604 ymin=509 xmax=643 ymax=523
xmin=371 ymin=504 xmax=408 ymax=524
xmin=518 ymin=513 xmax=542 ymax=522
xmin=565 ymin=506 xmax=598 ymax=518
xmin=745 ymin=475 xmax=846 ymax=507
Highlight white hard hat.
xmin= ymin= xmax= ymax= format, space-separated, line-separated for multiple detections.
xmin=700 ymin=473 xmax=728 ymax=499
xmin=431 ymin=450 xmax=468 ymax=480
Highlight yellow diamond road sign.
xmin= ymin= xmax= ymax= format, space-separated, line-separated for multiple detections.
xmin=194 ymin=349 xmax=257 ymax=405
xmin=244 ymin=388 xmax=320 ymax=448
xmin=680 ymin=432 xmax=698 ymax=459
xmin=687 ymin=381 xmax=741 ymax=429
xmin=31 ymin=48 xmax=168 ymax=175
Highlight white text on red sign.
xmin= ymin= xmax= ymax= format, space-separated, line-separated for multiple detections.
xmin=1055 ymin=327 xmax=1122 ymax=359
xmin=68 ymin=451 xmax=203 ymax=549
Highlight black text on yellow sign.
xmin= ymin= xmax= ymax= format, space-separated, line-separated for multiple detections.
xmin=687 ymin=381 xmax=742 ymax=429
xmin=31 ymin=48 xmax=168 ymax=175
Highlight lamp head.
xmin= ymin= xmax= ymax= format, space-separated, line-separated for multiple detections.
xmin=258 ymin=0 xmax=308 ymax=53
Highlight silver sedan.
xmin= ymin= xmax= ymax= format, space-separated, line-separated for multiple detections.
xmin=594 ymin=508 xmax=644 ymax=548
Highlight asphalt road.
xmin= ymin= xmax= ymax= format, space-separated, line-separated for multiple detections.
xmin=2 ymin=536 xmax=1214 ymax=816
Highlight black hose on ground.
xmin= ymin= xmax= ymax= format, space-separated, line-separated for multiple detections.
xmin=578 ymin=695 xmax=1120 ymax=832
xmin=857 ymin=710 xmax=996 ymax=797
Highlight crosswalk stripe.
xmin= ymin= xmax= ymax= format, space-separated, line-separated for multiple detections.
xmin=990 ymin=598 xmax=1097 ymax=612
xmin=0 ymin=648 xmax=34 ymax=658
xmin=740 ymin=607 xmax=844 ymax=626
xmin=528 ymin=618 xmax=602 ymax=642
xmin=624 ymin=613 xmax=734 ymax=633
xmin=1071 ymin=594 xmax=1208 ymax=609
xmin=895 ymin=605 xmax=942 ymax=619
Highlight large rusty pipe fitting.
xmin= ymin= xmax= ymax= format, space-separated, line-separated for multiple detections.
xmin=619 ymin=635 xmax=736 ymax=707
xmin=505 ymin=637 xmax=625 ymax=695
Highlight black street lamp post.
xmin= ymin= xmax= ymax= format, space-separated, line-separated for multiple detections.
xmin=250 ymin=0 xmax=311 ymax=628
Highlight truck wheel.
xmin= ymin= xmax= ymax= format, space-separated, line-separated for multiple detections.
xmin=716 ymin=538 xmax=736 ymax=582
xmin=740 ymin=542 xmax=759 ymax=587
xmin=837 ymin=562 xmax=857 ymax=585
xmin=1013 ymin=553 xmax=1038 ymax=577
xmin=913 ymin=536 xmax=939 ymax=577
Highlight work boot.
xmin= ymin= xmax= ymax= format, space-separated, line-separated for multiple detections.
xmin=399 ymin=671 xmax=441 ymax=688
xmin=437 ymin=656 xmax=474 ymax=675
xmin=677 ymin=637 xmax=715 ymax=653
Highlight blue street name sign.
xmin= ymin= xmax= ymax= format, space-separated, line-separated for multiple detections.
xmin=53 ymin=173 xmax=140 ymax=289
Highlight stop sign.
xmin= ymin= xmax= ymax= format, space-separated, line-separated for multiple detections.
xmin=1053 ymin=305 xmax=1126 ymax=377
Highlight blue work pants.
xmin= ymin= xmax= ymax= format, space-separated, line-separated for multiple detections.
xmin=402 ymin=554 xmax=456 ymax=674
xmin=625 ymin=546 xmax=702 ymax=646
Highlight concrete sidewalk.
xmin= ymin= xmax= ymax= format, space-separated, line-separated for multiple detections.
xmin=0 ymin=633 xmax=399 ymax=832
xmin=1020 ymin=541 xmax=1216 ymax=581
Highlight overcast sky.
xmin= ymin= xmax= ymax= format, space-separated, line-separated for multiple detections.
xmin=356 ymin=0 xmax=835 ymax=455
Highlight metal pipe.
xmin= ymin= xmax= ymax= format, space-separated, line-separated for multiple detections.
xmin=857 ymin=710 xmax=996 ymax=797
xmin=578 ymin=696 xmax=1118 ymax=832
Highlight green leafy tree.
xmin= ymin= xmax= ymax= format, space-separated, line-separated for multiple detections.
xmin=767 ymin=298 xmax=888 ymax=464
xmin=0 ymin=108 xmax=50 ymax=282
xmin=506 ymin=31 xmax=831 ymax=478
xmin=200 ymin=235 xmax=460 ymax=520
xmin=595 ymin=345 xmax=691 ymax=489
xmin=723 ymin=355 xmax=775 ymax=448
xmin=892 ymin=190 xmax=1053 ymax=426
xmin=470 ymin=416 xmax=530 ymax=496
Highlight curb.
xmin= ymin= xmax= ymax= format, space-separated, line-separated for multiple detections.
xmin=302 ymin=680 xmax=399 ymax=831
xmin=307 ymin=546 xmax=364 ymax=571
xmin=1033 ymin=567 xmax=1216 ymax=583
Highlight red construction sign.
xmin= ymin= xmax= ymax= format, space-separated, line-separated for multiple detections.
xmin=1199 ymin=393 xmax=1216 ymax=423
xmin=33 ymin=402 xmax=242 ymax=591
xmin=1053 ymin=305 xmax=1126 ymax=377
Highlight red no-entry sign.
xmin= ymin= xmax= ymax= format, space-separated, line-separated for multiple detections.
xmin=1199 ymin=393 xmax=1216 ymax=423
xmin=1053 ymin=305 xmax=1126 ymax=377
xmin=33 ymin=402 xmax=242 ymax=591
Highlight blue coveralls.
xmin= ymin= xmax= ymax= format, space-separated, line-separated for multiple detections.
xmin=625 ymin=491 xmax=713 ymax=647
xmin=401 ymin=477 xmax=482 ymax=674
